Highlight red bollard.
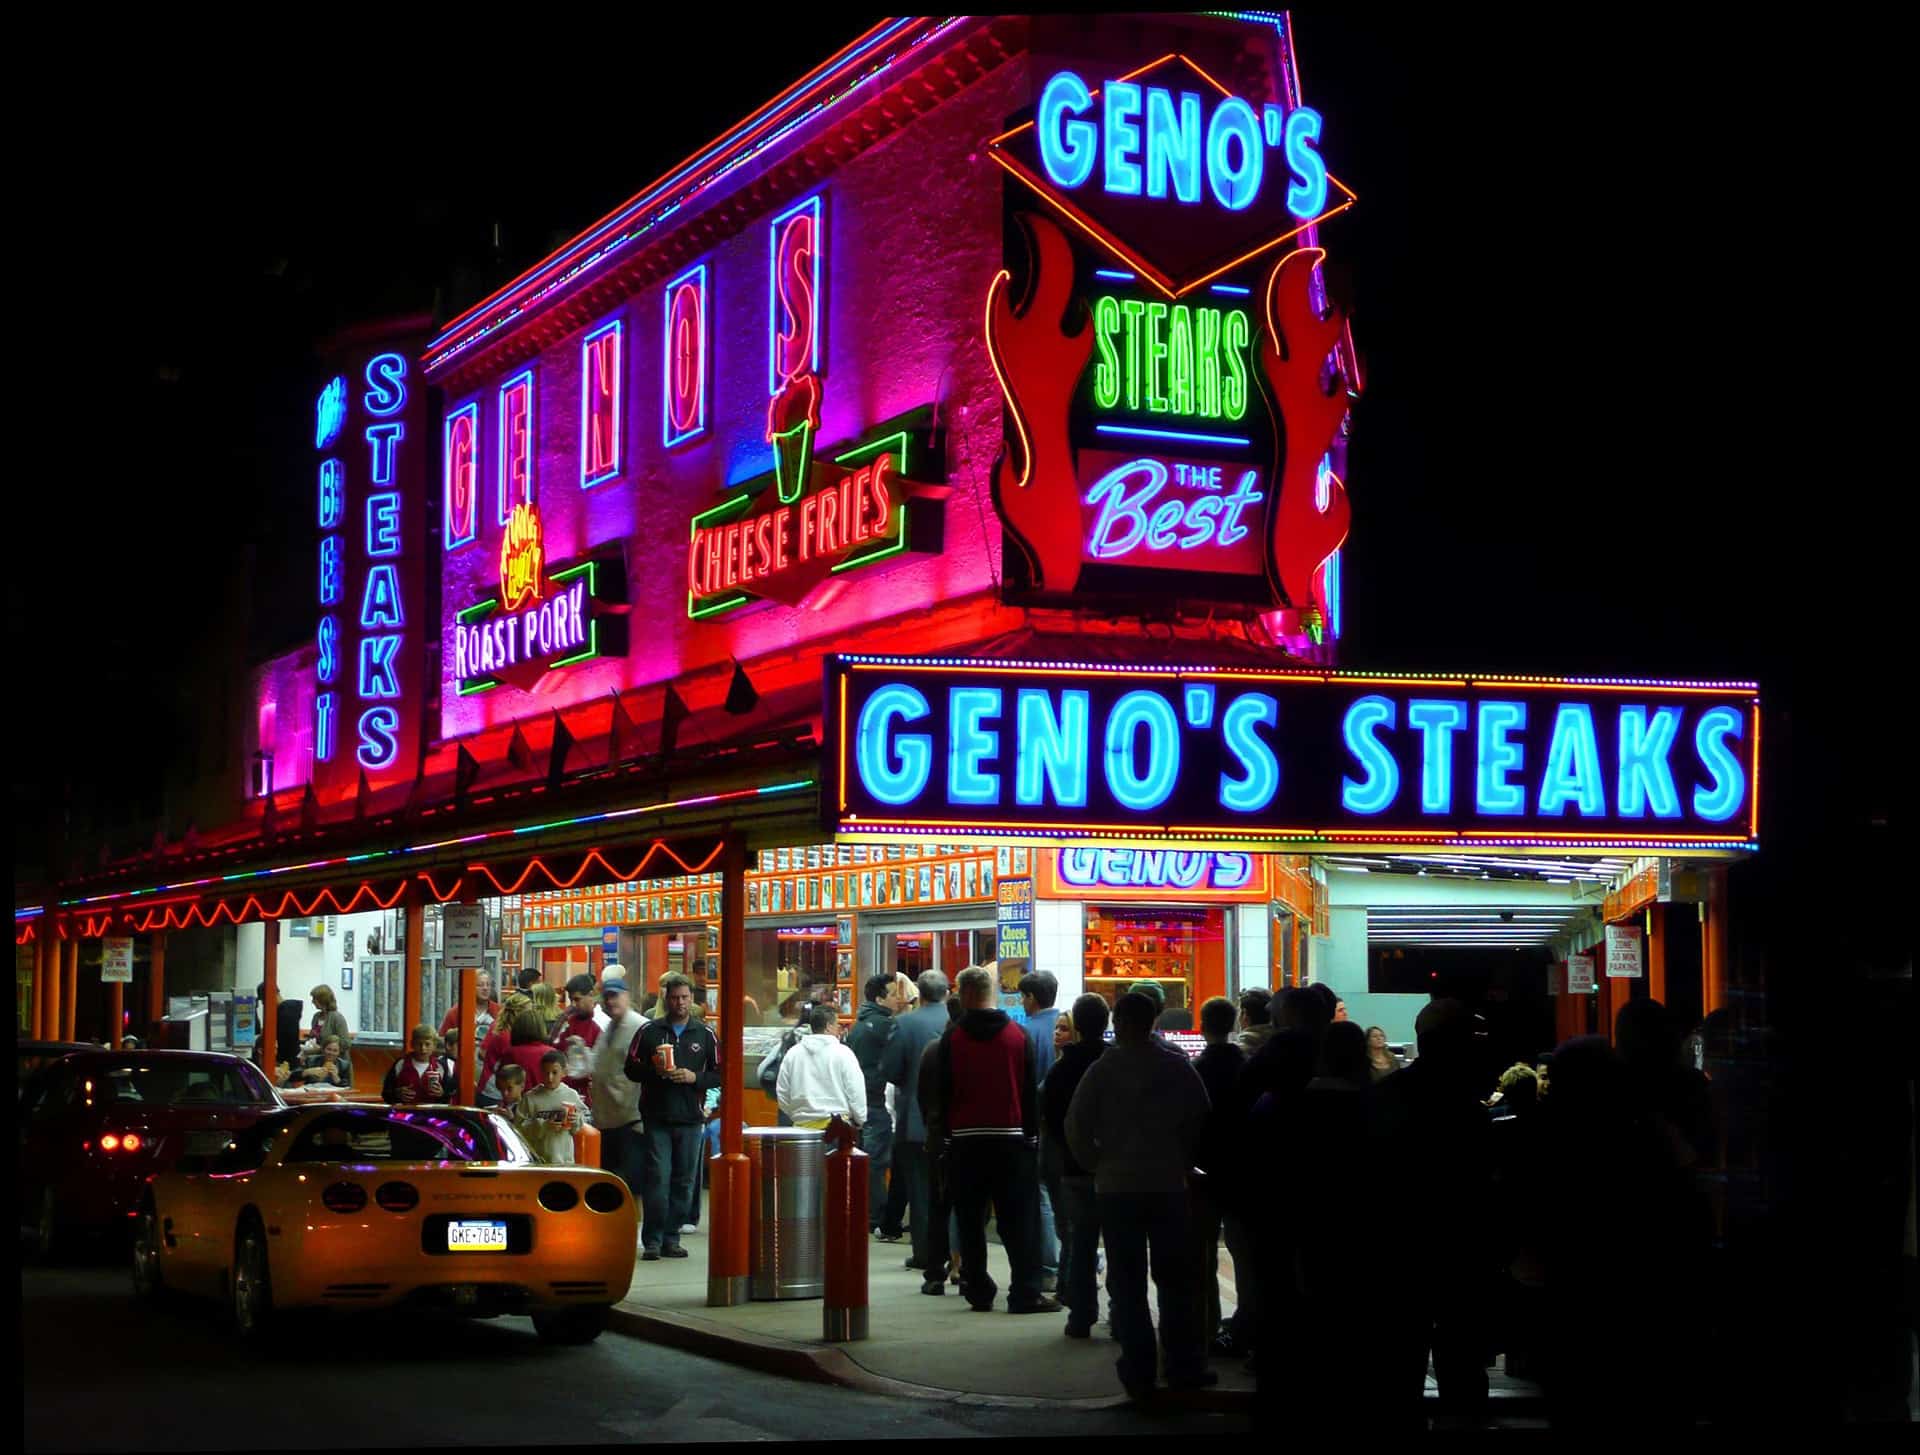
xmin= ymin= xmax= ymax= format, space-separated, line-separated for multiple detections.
xmin=822 ymin=1116 xmax=869 ymax=1341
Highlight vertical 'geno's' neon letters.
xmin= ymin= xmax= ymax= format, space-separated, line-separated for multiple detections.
xmin=1617 ymin=706 xmax=1682 ymax=818
xmin=1015 ymin=689 xmax=1089 ymax=807
xmin=582 ymin=320 xmax=623 ymax=485
xmin=856 ymin=685 xmax=931 ymax=805
xmin=444 ymin=404 xmax=478 ymax=548
xmin=1476 ymin=702 xmax=1528 ymax=815
xmin=498 ymin=371 xmax=534 ymax=524
xmin=663 ymin=265 xmax=707 ymax=448
xmin=769 ymin=196 xmax=822 ymax=395
xmin=1034 ymin=69 xmax=1329 ymax=221
xmin=1691 ymin=707 xmax=1747 ymax=821
xmin=1341 ymin=696 xmax=1398 ymax=814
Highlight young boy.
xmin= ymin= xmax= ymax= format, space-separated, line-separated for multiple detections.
xmin=382 ymin=1024 xmax=453 ymax=1105
xmin=516 ymin=1051 xmax=587 ymax=1165
xmin=495 ymin=1062 xmax=529 ymax=1114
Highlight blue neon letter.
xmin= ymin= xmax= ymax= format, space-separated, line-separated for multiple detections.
xmin=1283 ymin=106 xmax=1328 ymax=218
xmin=365 ymin=422 xmax=403 ymax=486
xmin=319 ymin=535 xmax=341 ymax=606
xmin=1037 ymin=71 xmax=1097 ymax=189
xmin=1206 ymin=97 xmax=1263 ymax=211
xmin=360 ymin=563 xmax=404 ymax=629
xmin=318 ymin=459 xmax=344 ymax=529
xmin=315 ymin=692 xmax=337 ymax=763
xmin=363 ymin=352 xmax=408 ymax=417
xmin=1103 ymin=690 xmax=1179 ymax=810
xmin=947 ymin=687 xmax=1003 ymax=806
xmin=366 ymin=492 xmax=401 ymax=557
xmin=1617 ymin=705 xmax=1682 ymax=818
xmin=1691 ymin=707 xmax=1747 ymax=822
xmin=358 ymin=636 xmax=400 ymax=699
xmin=1103 ymin=81 xmax=1144 ymax=196
xmin=1538 ymin=704 xmax=1606 ymax=817
xmin=317 ymin=616 xmax=338 ymax=685
xmin=1476 ymin=701 xmax=1528 ymax=815
xmin=356 ymin=706 xmax=399 ymax=770
xmin=1219 ymin=692 xmax=1279 ymax=813
xmin=1015 ymin=689 xmax=1089 ymax=807
xmin=1145 ymin=87 xmax=1202 ymax=202
xmin=1341 ymin=695 xmax=1399 ymax=814
xmin=1407 ymin=699 xmax=1468 ymax=814
xmin=855 ymin=685 xmax=931 ymax=806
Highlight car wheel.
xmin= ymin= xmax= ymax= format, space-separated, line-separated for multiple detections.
xmin=131 ymin=1205 xmax=166 ymax=1302
xmin=531 ymin=1306 xmax=608 ymax=1345
xmin=230 ymin=1222 xmax=278 ymax=1339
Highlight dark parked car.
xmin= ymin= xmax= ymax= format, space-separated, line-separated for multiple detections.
xmin=18 ymin=1050 xmax=284 ymax=1255
xmin=17 ymin=1041 xmax=99 ymax=1098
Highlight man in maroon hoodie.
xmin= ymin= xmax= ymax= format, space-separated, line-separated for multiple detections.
xmin=550 ymin=973 xmax=601 ymax=1099
xmin=922 ymin=966 xmax=1060 ymax=1315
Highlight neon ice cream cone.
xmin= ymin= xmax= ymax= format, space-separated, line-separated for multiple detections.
xmin=771 ymin=420 xmax=815 ymax=503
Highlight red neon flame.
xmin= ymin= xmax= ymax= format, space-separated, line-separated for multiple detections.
xmin=1259 ymin=248 xmax=1352 ymax=612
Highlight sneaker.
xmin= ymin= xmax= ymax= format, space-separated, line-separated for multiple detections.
xmin=875 ymin=1231 xmax=905 ymax=1243
xmin=1166 ymin=1370 xmax=1219 ymax=1392
xmin=920 ymin=1280 xmax=946 ymax=1296
xmin=903 ymin=1257 xmax=926 ymax=1271
xmin=1209 ymin=1331 xmax=1242 ymax=1359
xmin=662 ymin=1245 xmax=689 ymax=1259
xmin=641 ymin=1248 xmax=662 ymax=1261
xmin=1008 ymin=1295 xmax=1062 ymax=1314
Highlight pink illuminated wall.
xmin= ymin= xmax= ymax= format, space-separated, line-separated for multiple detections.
xmin=437 ymin=62 xmax=1025 ymax=740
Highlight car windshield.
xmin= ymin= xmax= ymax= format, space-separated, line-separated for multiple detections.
xmin=283 ymin=1107 xmax=534 ymax=1166
xmin=83 ymin=1061 xmax=274 ymax=1108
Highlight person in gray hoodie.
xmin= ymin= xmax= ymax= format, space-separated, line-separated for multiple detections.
xmin=1066 ymin=990 xmax=1214 ymax=1397
xmin=590 ymin=975 xmax=648 ymax=1204
xmin=880 ymin=970 xmax=953 ymax=1277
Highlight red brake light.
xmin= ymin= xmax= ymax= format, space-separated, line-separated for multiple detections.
xmin=121 ymin=1134 xmax=142 ymax=1152
xmin=100 ymin=1134 xmax=120 ymax=1151
xmin=322 ymin=1181 xmax=368 ymax=1213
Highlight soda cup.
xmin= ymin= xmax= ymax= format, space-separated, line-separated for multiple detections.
xmin=654 ymin=1042 xmax=675 ymax=1075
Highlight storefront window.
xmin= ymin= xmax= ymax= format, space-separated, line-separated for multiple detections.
xmin=1082 ymin=905 xmax=1227 ymax=1013
xmin=743 ymin=925 xmax=835 ymax=1025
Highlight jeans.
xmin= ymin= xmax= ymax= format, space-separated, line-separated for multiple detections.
xmin=643 ymin=1122 xmax=704 ymax=1250
xmin=1037 ymin=1169 xmax=1060 ymax=1279
xmin=1059 ymin=1174 xmax=1101 ymax=1330
xmin=890 ymin=1139 xmax=927 ymax=1250
xmin=860 ymin=1101 xmax=894 ymax=1229
xmin=601 ymin=1121 xmax=647 ymax=1199
xmin=950 ymin=1138 xmax=1045 ymax=1307
xmin=1098 ymin=1184 xmax=1207 ymax=1388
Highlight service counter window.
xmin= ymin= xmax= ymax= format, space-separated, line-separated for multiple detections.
xmin=743 ymin=925 xmax=836 ymax=1028
xmin=1082 ymin=905 xmax=1228 ymax=1014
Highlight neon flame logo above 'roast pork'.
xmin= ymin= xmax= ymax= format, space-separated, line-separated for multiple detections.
xmin=984 ymin=212 xmax=1353 ymax=610
xmin=499 ymin=502 xmax=545 ymax=612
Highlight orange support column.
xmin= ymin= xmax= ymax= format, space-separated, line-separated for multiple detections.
xmin=62 ymin=937 xmax=79 ymax=1042
xmin=1646 ymin=906 xmax=1668 ymax=1007
xmin=1702 ymin=867 xmax=1729 ymax=1016
xmin=708 ymin=835 xmax=751 ymax=1307
xmin=147 ymin=932 xmax=167 ymax=1040
xmin=457 ymin=968 xmax=478 ymax=1106
xmin=36 ymin=932 xmax=54 ymax=1040
xmin=109 ymin=974 xmax=124 ymax=1048
xmin=403 ymin=888 xmax=425 ymax=1043
xmin=261 ymin=920 xmax=280 ymax=1077
xmin=46 ymin=930 xmax=64 ymax=1041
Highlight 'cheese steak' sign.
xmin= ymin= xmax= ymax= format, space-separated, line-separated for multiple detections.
xmin=824 ymin=657 xmax=1761 ymax=851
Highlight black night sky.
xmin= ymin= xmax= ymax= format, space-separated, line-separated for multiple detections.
xmin=15 ymin=12 xmax=1903 ymax=934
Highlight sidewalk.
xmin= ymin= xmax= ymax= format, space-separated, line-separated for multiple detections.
xmin=610 ymin=1227 xmax=1544 ymax=1411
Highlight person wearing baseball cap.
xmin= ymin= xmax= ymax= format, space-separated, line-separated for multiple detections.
xmin=590 ymin=970 xmax=648 ymax=1207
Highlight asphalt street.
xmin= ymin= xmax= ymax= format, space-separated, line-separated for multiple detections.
xmin=21 ymin=1259 xmax=1256 ymax=1448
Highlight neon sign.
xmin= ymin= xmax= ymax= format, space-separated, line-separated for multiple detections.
xmin=315 ymin=376 xmax=346 ymax=448
xmin=662 ymin=267 xmax=706 ymax=449
xmin=498 ymin=370 xmax=534 ymax=524
xmin=1091 ymin=293 xmax=1250 ymax=423
xmin=453 ymin=556 xmax=625 ymax=696
xmin=1044 ymin=844 xmax=1267 ymax=902
xmin=686 ymin=413 xmax=948 ymax=620
xmin=581 ymin=320 xmax=623 ymax=486
xmin=825 ymin=658 xmax=1762 ymax=849
xmin=500 ymin=502 xmax=545 ymax=612
xmin=1080 ymin=455 xmax=1265 ymax=574
xmin=769 ymin=194 xmax=823 ymax=395
xmin=444 ymin=404 xmax=478 ymax=549
xmin=1036 ymin=69 xmax=1325 ymax=219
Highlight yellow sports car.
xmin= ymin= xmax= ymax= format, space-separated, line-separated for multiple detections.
xmin=133 ymin=1102 xmax=635 ymax=1343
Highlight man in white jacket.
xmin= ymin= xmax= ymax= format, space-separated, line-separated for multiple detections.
xmin=776 ymin=1005 xmax=866 ymax=1130
xmin=590 ymin=974 xmax=648 ymax=1200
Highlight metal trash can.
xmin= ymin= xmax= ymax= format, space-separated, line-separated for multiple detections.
xmin=746 ymin=1127 xmax=824 ymax=1300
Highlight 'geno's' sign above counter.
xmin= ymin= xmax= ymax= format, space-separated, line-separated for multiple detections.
xmin=823 ymin=658 xmax=1761 ymax=852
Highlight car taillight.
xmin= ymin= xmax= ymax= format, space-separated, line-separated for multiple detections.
xmin=321 ymin=1181 xmax=368 ymax=1213
xmin=100 ymin=1134 xmax=120 ymax=1151
xmin=583 ymin=1181 xmax=625 ymax=1213
xmin=121 ymin=1134 xmax=142 ymax=1152
xmin=538 ymin=1181 xmax=580 ymax=1212
xmin=374 ymin=1181 xmax=418 ymax=1212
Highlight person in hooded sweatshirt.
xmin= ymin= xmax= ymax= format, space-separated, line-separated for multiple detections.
xmin=841 ymin=973 xmax=900 ymax=1234
xmin=775 ymin=1004 xmax=866 ymax=1129
xmin=921 ymin=966 xmax=1059 ymax=1315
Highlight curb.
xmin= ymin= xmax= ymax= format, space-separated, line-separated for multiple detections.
xmin=607 ymin=1302 xmax=1549 ymax=1416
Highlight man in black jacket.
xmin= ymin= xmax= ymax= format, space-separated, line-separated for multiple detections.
xmin=625 ymin=972 xmax=721 ymax=1260
xmin=1192 ymin=996 xmax=1246 ymax=1352
xmin=883 ymin=970 xmax=951 ymax=1278
xmin=1041 ymin=992 xmax=1108 ymax=1337
xmin=842 ymin=973 xmax=899 ymax=1237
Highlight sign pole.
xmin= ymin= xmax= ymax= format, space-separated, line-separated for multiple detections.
xmin=261 ymin=920 xmax=279 ymax=1076
xmin=402 ymin=885 xmax=425 ymax=1044
xmin=146 ymin=932 xmax=167 ymax=1043
xmin=62 ymin=938 xmax=78 ymax=1042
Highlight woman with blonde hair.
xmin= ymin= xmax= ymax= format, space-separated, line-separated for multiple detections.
xmin=530 ymin=981 xmax=561 ymax=1037
xmin=308 ymin=985 xmax=353 ymax=1076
